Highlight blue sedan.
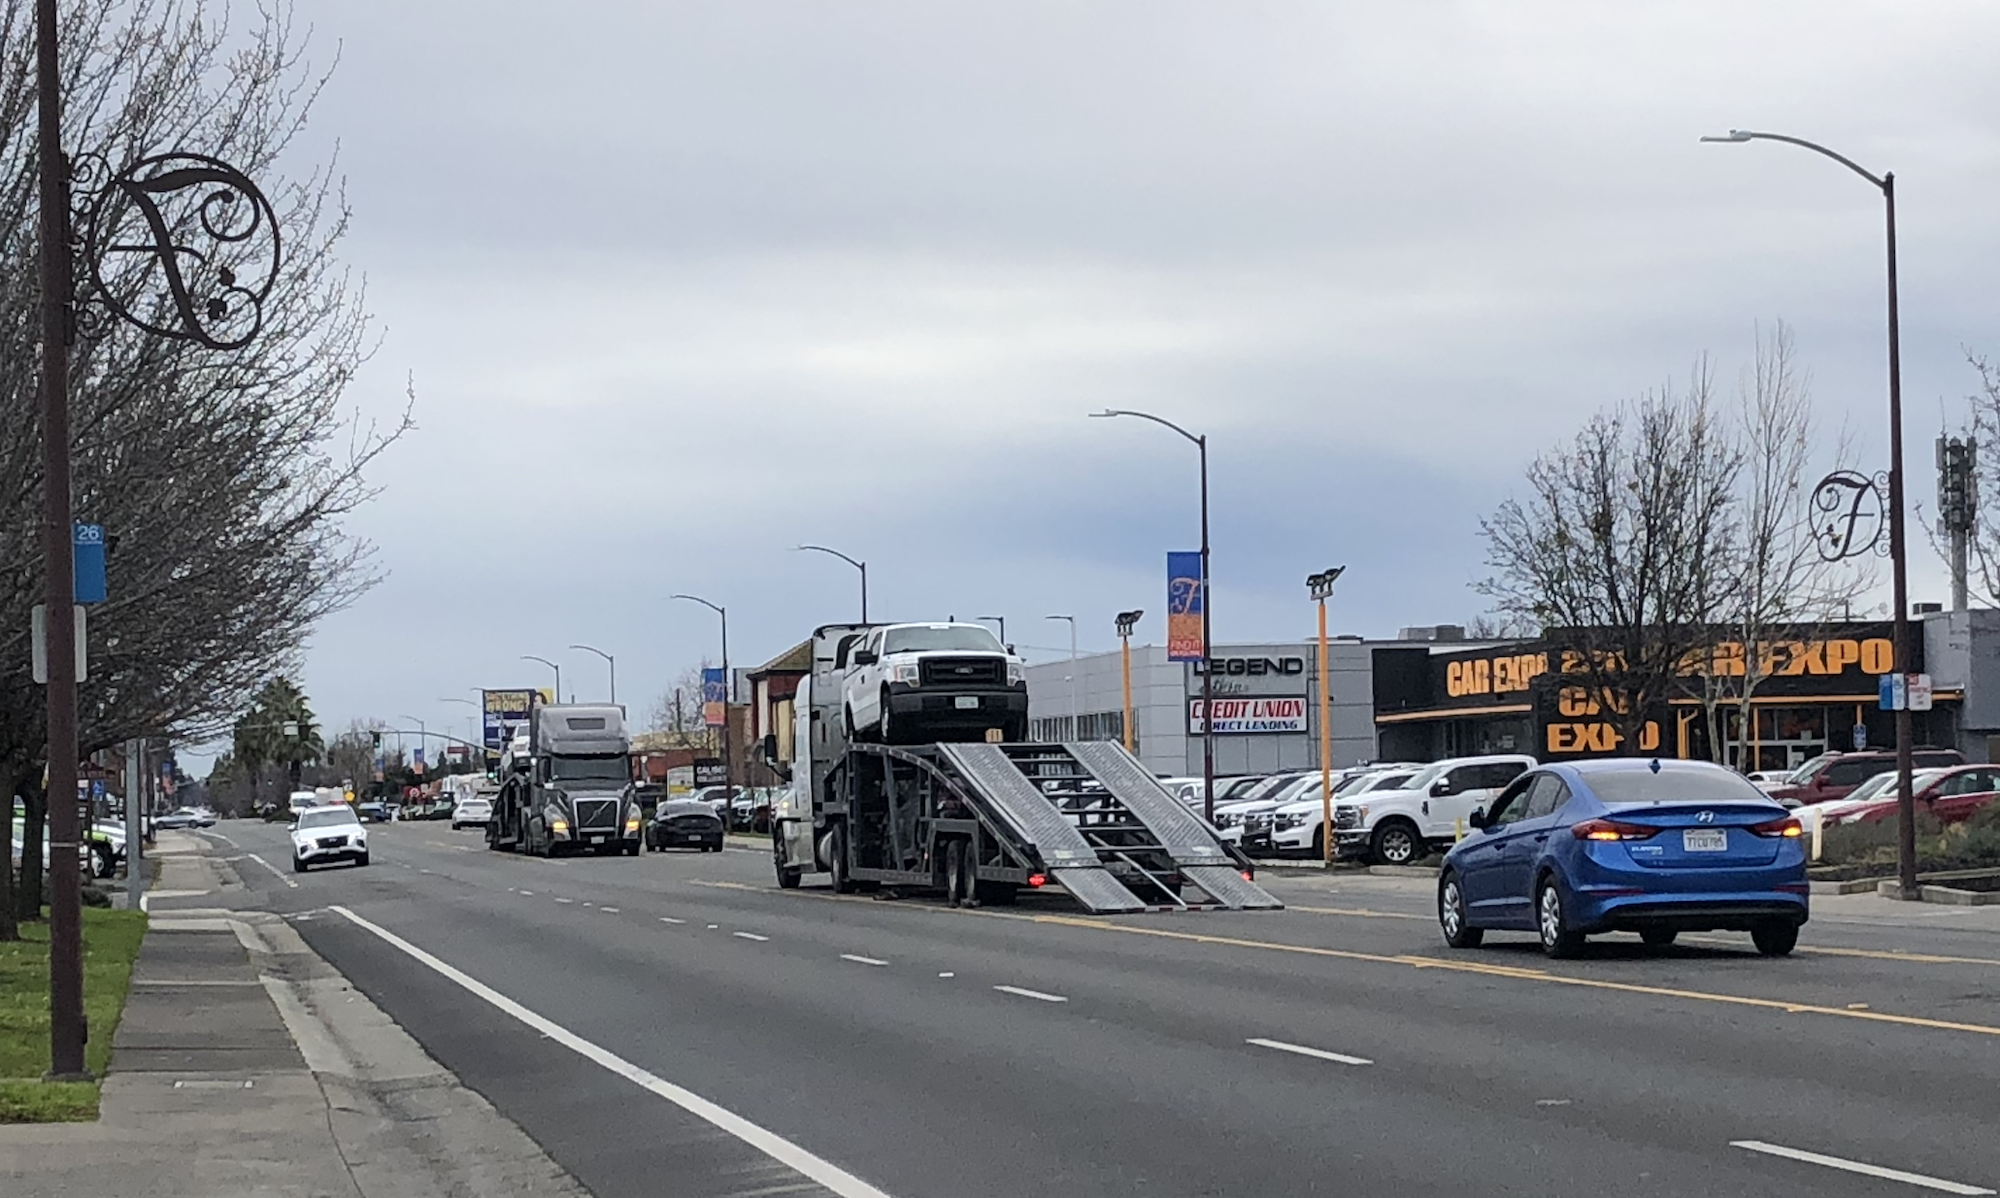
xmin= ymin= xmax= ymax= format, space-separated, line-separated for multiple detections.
xmin=1437 ymin=758 xmax=1808 ymax=958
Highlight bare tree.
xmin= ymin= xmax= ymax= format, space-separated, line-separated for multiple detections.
xmin=646 ymin=661 xmax=718 ymax=750
xmin=1478 ymin=366 xmax=1743 ymax=751
xmin=1944 ymin=353 xmax=2000 ymax=604
xmin=1 ymin=2 xmax=403 ymax=925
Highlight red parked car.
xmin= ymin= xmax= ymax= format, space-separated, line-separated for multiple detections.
xmin=1766 ymin=748 xmax=1965 ymax=806
xmin=1835 ymin=763 xmax=2000 ymax=827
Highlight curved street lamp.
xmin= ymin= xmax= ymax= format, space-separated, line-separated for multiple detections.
xmin=570 ymin=643 xmax=617 ymax=705
xmin=797 ymin=544 xmax=868 ymax=623
xmin=521 ymin=655 xmax=562 ymax=705
xmin=1702 ymin=127 xmax=1915 ymax=898
xmin=671 ymin=594 xmax=733 ymax=794
xmin=1092 ymin=408 xmax=1216 ymax=820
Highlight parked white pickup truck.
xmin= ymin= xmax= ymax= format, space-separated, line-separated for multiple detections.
xmin=1330 ymin=754 xmax=1536 ymax=865
xmin=841 ymin=622 xmax=1028 ymax=744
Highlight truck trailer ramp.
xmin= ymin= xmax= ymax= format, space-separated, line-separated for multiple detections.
xmin=936 ymin=743 xmax=1149 ymax=913
xmin=1066 ymin=742 xmax=1284 ymax=910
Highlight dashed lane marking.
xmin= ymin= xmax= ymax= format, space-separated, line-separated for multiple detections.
xmin=734 ymin=932 xmax=770 ymax=942
xmin=1731 ymin=1140 xmax=1994 ymax=1195
xmin=600 ymin=907 xmax=621 ymax=914
xmin=840 ymin=954 xmax=888 ymax=966
xmin=661 ymin=917 xmax=686 ymax=925
xmin=243 ymin=853 xmax=300 ymax=890
xmin=993 ymin=985 xmax=1066 ymax=1003
xmin=1246 ymin=1037 xmax=1372 ymax=1067
xmin=328 ymin=907 xmax=898 ymax=1198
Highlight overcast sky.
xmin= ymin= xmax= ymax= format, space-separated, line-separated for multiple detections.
xmin=217 ymin=1 xmax=2000 ymax=761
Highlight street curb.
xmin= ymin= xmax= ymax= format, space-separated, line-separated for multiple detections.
xmin=1367 ymin=864 xmax=1442 ymax=879
xmin=1810 ymin=877 xmax=1884 ymax=895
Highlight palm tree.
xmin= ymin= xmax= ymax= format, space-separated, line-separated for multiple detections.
xmin=234 ymin=679 xmax=325 ymax=812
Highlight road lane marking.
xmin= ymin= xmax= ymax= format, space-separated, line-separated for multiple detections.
xmin=243 ymin=853 xmax=300 ymax=890
xmin=555 ymin=898 xmax=574 ymax=904
xmin=661 ymin=917 xmax=685 ymax=924
xmin=1731 ymin=1141 xmax=1995 ymax=1195
xmin=327 ymin=907 xmax=898 ymax=1198
xmin=840 ymin=954 xmax=888 ymax=966
xmin=734 ymin=932 xmax=770 ymax=942
xmin=1691 ymin=936 xmax=2000 ymax=970
xmin=1290 ymin=905 xmax=1430 ymax=921
xmin=600 ymin=907 xmax=620 ymax=914
xmin=518 ymin=890 xmax=534 ymax=896
xmin=1246 ymin=1037 xmax=1372 ymax=1066
xmin=993 ymin=985 xmax=1066 ymax=1003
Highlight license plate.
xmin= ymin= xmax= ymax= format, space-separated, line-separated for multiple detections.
xmin=589 ymin=834 xmax=607 ymax=844
xmin=954 ymin=696 xmax=980 ymax=709
xmin=1682 ymin=828 xmax=1728 ymax=852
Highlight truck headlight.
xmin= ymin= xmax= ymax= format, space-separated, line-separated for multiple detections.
xmin=625 ymin=816 xmax=641 ymax=833
xmin=1007 ymin=662 xmax=1024 ymax=685
xmin=891 ymin=663 xmax=921 ymax=685
xmin=550 ymin=818 xmax=569 ymax=835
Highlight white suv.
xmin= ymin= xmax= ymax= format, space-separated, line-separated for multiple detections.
xmin=1330 ymin=754 xmax=1536 ymax=866
xmin=842 ymin=623 xmax=1028 ymax=744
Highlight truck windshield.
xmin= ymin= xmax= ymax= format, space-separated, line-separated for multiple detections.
xmin=883 ymin=626 xmax=1003 ymax=653
xmin=548 ymin=756 xmax=630 ymax=784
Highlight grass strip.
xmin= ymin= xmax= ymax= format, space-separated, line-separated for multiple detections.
xmin=0 ymin=907 xmax=147 ymax=1122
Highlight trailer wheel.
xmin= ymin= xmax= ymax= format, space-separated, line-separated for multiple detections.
xmin=827 ymin=829 xmax=856 ymax=894
xmin=943 ymin=841 xmax=966 ymax=906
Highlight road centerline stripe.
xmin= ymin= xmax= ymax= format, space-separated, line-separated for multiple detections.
xmin=840 ymin=954 xmax=888 ymax=966
xmin=1731 ymin=1140 xmax=1995 ymax=1195
xmin=994 ymin=985 xmax=1067 ymax=1003
xmin=734 ymin=932 xmax=770 ymax=942
xmin=599 ymin=907 xmax=620 ymax=914
xmin=660 ymin=917 xmax=685 ymax=924
xmin=1246 ymin=1037 xmax=1373 ymax=1066
xmin=243 ymin=853 xmax=300 ymax=890
xmin=326 ymin=907 xmax=897 ymax=1198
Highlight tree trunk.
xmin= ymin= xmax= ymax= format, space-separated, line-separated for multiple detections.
xmin=17 ymin=774 xmax=46 ymax=920
xmin=0 ymin=762 xmax=19 ymax=941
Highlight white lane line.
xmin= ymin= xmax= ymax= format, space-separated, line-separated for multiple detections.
xmin=840 ymin=954 xmax=888 ymax=967
xmin=555 ymin=898 xmax=574 ymax=904
xmin=993 ymin=985 xmax=1067 ymax=1003
xmin=518 ymin=890 xmax=535 ymax=896
xmin=734 ymin=932 xmax=770 ymax=942
xmin=327 ymin=907 xmax=896 ymax=1198
xmin=600 ymin=907 xmax=621 ymax=914
xmin=243 ymin=853 xmax=300 ymax=890
xmin=1246 ymin=1037 xmax=1373 ymax=1067
xmin=1731 ymin=1141 xmax=1994 ymax=1195
xmin=660 ymin=917 xmax=685 ymax=925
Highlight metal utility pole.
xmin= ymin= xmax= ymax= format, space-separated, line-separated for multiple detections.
xmin=1115 ymin=610 xmax=1143 ymax=754
xmin=570 ymin=643 xmax=617 ymax=705
xmin=1308 ymin=568 xmax=1346 ymax=864
xmin=977 ymin=615 xmax=1007 ymax=646
xmin=1092 ymin=409 xmax=1215 ymax=821
xmin=1047 ymin=615 xmax=1079 ymax=740
xmin=36 ymin=0 xmax=87 ymax=1081
xmin=1938 ymin=435 xmax=1977 ymax=612
xmin=124 ymin=740 xmax=143 ymax=910
xmin=521 ymin=655 xmax=561 ymax=709
xmin=672 ymin=595 xmax=732 ymax=793
xmin=1704 ymin=128 xmax=1918 ymax=898
xmin=797 ymin=545 xmax=868 ymax=623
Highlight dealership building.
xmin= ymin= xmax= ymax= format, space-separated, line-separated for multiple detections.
xmin=1024 ymin=609 xmax=2000 ymax=776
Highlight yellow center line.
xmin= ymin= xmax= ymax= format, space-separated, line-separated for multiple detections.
xmin=684 ymin=879 xmax=2000 ymax=1038
xmin=1681 ymin=934 xmax=2000 ymax=969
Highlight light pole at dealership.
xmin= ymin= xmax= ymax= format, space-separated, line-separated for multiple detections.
xmin=1115 ymin=610 xmax=1144 ymax=754
xmin=1308 ymin=568 xmax=1346 ymax=864
xmin=1092 ymin=409 xmax=1216 ymax=822
xmin=1703 ymin=128 xmax=1916 ymax=899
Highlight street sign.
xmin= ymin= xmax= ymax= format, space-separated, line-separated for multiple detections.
xmin=73 ymin=523 xmax=106 ymax=604
xmin=1908 ymin=673 xmax=1934 ymax=712
xmin=1852 ymin=724 xmax=1868 ymax=751
xmin=1878 ymin=673 xmax=1905 ymax=711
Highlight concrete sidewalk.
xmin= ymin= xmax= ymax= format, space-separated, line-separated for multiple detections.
xmin=0 ymin=839 xmax=590 ymax=1198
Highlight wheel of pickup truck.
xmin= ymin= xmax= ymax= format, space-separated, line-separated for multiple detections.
xmin=877 ymin=688 xmax=896 ymax=745
xmin=1369 ymin=819 xmax=1422 ymax=867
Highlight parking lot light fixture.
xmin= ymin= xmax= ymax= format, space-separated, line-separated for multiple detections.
xmin=1307 ymin=568 xmax=1346 ymax=864
xmin=1115 ymin=610 xmax=1144 ymax=754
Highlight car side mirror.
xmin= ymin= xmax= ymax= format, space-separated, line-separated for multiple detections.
xmin=853 ymin=650 xmax=878 ymax=666
xmin=1467 ymin=807 xmax=1488 ymax=830
xmin=1430 ymin=779 xmax=1451 ymax=797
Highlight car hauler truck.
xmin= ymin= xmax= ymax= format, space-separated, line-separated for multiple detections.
xmin=771 ymin=624 xmax=1281 ymax=913
xmin=486 ymin=701 xmax=642 ymax=857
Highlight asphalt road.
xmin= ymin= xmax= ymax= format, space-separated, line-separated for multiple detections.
xmin=170 ymin=818 xmax=2000 ymax=1198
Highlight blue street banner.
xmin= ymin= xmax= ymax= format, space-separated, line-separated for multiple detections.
xmin=1166 ymin=551 xmax=1205 ymax=663
xmin=412 ymin=747 xmax=426 ymax=775
xmin=702 ymin=667 xmax=727 ymax=727
xmin=74 ymin=523 xmax=106 ymax=604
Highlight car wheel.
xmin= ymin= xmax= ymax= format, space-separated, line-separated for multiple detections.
xmin=1311 ymin=825 xmax=1327 ymax=861
xmin=1439 ymin=872 xmax=1483 ymax=949
xmin=1537 ymin=877 xmax=1585 ymax=959
xmin=1641 ymin=928 xmax=1678 ymax=950
xmin=92 ymin=845 xmax=116 ymax=879
xmin=1751 ymin=921 xmax=1799 ymax=957
xmin=355 ymin=853 xmax=370 ymax=868
xmin=1370 ymin=819 xmax=1422 ymax=867
xmin=292 ymin=854 xmax=307 ymax=874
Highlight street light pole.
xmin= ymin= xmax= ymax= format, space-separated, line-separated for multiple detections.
xmin=672 ymin=595 xmax=732 ymax=794
xmin=1047 ymin=615 xmax=1079 ymax=740
xmin=797 ymin=545 xmax=868 ymax=623
xmin=1091 ymin=408 xmax=1216 ymax=822
xmin=401 ymin=716 xmax=428 ymax=775
xmin=1115 ymin=610 xmax=1144 ymax=754
xmin=440 ymin=698 xmax=480 ymax=761
xmin=35 ymin=0 xmax=86 ymax=1081
xmin=1703 ymin=128 xmax=1917 ymax=899
xmin=521 ymin=655 xmax=561 ymax=708
xmin=1308 ymin=568 xmax=1346 ymax=865
xmin=977 ymin=615 xmax=1007 ymax=646
xmin=569 ymin=643 xmax=617 ymax=705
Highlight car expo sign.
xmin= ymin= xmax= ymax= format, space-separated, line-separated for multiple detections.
xmin=1188 ymin=696 xmax=1307 ymax=734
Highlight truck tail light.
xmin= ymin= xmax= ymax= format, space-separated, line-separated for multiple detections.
xmin=1027 ymin=873 xmax=1047 ymax=888
xmin=1570 ymin=818 xmax=1658 ymax=841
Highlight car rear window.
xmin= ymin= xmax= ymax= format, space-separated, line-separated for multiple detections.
xmin=1585 ymin=765 xmax=1774 ymax=807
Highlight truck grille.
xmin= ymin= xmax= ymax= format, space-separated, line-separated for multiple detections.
xmin=920 ymin=656 xmax=1003 ymax=686
xmin=575 ymin=798 xmax=619 ymax=830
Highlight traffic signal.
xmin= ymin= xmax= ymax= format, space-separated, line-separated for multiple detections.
xmin=370 ymin=730 xmax=382 ymax=751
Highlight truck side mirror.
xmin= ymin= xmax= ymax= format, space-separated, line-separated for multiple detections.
xmin=1430 ymin=778 xmax=1452 ymax=797
xmin=761 ymin=733 xmax=778 ymax=759
xmin=853 ymin=650 xmax=878 ymax=666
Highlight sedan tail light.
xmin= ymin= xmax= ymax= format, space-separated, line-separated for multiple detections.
xmin=1750 ymin=816 xmax=1805 ymax=838
xmin=1571 ymin=818 xmax=1659 ymax=841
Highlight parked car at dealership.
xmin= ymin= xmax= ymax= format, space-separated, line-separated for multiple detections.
xmin=1789 ymin=768 xmax=1926 ymax=840
xmin=1437 ymin=758 xmax=1807 ymax=958
xmin=1764 ymin=748 xmax=1964 ymax=806
xmin=1831 ymin=763 xmax=2000 ymax=827
xmin=1332 ymin=754 xmax=1537 ymax=866
xmin=1270 ymin=768 xmax=1418 ymax=857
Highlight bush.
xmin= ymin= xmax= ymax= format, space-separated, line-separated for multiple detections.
xmin=1817 ymin=803 xmax=2000 ymax=877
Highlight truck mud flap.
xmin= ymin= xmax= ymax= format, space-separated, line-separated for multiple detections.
xmin=1048 ymin=867 xmax=1149 ymax=913
xmin=937 ymin=743 xmax=1102 ymax=869
xmin=1181 ymin=865 xmax=1284 ymax=910
xmin=1067 ymin=742 xmax=1235 ymax=865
